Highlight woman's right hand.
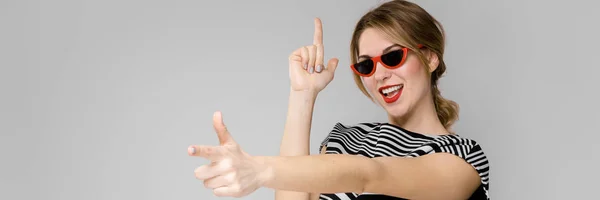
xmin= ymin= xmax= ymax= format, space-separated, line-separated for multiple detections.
xmin=288 ymin=18 xmax=339 ymax=96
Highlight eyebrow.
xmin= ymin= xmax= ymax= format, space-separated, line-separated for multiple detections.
xmin=358 ymin=44 xmax=402 ymax=60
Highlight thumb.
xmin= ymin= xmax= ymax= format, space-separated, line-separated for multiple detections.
xmin=213 ymin=111 xmax=234 ymax=145
xmin=326 ymin=58 xmax=339 ymax=73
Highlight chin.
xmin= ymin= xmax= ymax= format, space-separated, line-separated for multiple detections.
xmin=380 ymin=99 xmax=410 ymax=119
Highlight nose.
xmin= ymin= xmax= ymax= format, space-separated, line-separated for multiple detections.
xmin=372 ymin=61 xmax=391 ymax=82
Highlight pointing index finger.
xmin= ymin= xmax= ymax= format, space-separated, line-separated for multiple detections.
xmin=313 ymin=18 xmax=323 ymax=45
xmin=189 ymin=145 xmax=224 ymax=161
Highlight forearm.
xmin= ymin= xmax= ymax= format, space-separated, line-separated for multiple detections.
xmin=259 ymin=154 xmax=379 ymax=194
xmin=259 ymin=154 xmax=471 ymax=200
xmin=279 ymin=89 xmax=317 ymax=156
xmin=276 ymin=89 xmax=317 ymax=200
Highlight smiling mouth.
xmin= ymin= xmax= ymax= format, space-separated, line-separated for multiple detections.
xmin=379 ymin=84 xmax=403 ymax=103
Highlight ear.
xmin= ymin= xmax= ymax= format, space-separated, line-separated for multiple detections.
xmin=426 ymin=50 xmax=440 ymax=73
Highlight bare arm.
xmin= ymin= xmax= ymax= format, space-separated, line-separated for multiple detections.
xmin=278 ymin=91 xmax=316 ymax=156
xmin=308 ymin=146 xmax=328 ymax=200
xmin=274 ymin=90 xmax=317 ymax=200
xmin=261 ymin=153 xmax=481 ymax=200
xmin=187 ymin=17 xmax=340 ymax=200
xmin=276 ymin=17 xmax=338 ymax=200
xmin=189 ymin=113 xmax=479 ymax=199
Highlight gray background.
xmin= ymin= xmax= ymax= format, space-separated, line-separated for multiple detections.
xmin=1 ymin=0 xmax=599 ymax=199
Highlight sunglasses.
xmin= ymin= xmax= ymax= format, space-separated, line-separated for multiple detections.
xmin=351 ymin=44 xmax=424 ymax=77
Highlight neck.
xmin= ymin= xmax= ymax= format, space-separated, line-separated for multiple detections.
xmin=388 ymin=94 xmax=449 ymax=135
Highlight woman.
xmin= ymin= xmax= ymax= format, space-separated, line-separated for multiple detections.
xmin=188 ymin=1 xmax=490 ymax=199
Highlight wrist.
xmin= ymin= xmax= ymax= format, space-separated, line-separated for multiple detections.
xmin=254 ymin=156 xmax=275 ymax=188
xmin=289 ymin=87 xmax=319 ymax=100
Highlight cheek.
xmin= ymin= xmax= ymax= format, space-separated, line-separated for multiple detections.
xmin=362 ymin=77 xmax=378 ymax=94
xmin=390 ymin=61 xmax=431 ymax=100
xmin=401 ymin=61 xmax=424 ymax=77
xmin=396 ymin=60 xmax=428 ymax=86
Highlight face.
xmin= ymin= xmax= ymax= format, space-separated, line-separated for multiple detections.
xmin=357 ymin=28 xmax=437 ymax=118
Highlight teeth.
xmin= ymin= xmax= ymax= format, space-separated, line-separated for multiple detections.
xmin=382 ymin=85 xmax=402 ymax=95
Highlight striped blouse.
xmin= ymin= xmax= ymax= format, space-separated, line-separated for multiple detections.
xmin=318 ymin=122 xmax=490 ymax=200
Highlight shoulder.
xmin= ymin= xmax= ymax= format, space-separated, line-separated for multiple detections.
xmin=425 ymin=134 xmax=490 ymax=197
xmin=320 ymin=122 xmax=443 ymax=150
xmin=424 ymin=134 xmax=489 ymax=169
xmin=428 ymin=134 xmax=487 ymax=160
xmin=319 ymin=122 xmax=381 ymax=148
xmin=330 ymin=122 xmax=381 ymax=133
xmin=430 ymin=134 xmax=480 ymax=148
xmin=323 ymin=122 xmax=383 ymax=138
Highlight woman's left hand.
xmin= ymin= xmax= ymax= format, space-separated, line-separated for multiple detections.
xmin=188 ymin=111 xmax=271 ymax=198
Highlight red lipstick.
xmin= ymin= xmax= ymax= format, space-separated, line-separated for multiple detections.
xmin=378 ymin=84 xmax=403 ymax=103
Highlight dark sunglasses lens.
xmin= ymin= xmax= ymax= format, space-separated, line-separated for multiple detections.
xmin=353 ymin=60 xmax=374 ymax=75
xmin=381 ymin=50 xmax=403 ymax=67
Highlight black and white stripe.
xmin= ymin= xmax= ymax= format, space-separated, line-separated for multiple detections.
xmin=318 ymin=122 xmax=490 ymax=200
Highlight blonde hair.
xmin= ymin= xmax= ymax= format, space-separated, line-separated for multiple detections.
xmin=350 ymin=0 xmax=459 ymax=129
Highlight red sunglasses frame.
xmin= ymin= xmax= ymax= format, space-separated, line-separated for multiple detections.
xmin=351 ymin=44 xmax=424 ymax=77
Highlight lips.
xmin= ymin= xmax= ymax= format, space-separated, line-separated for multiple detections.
xmin=378 ymin=84 xmax=403 ymax=103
